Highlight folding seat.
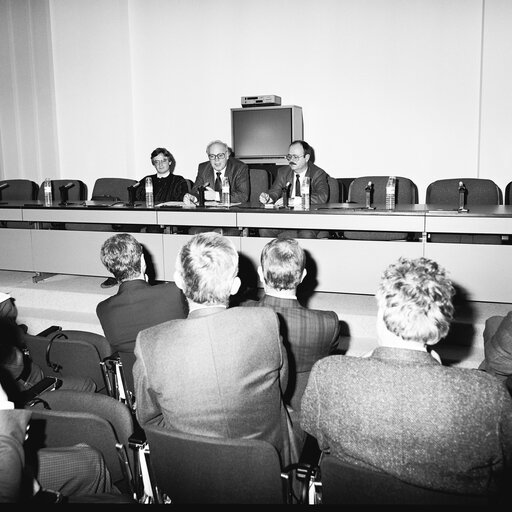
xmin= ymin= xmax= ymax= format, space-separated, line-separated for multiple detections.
xmin=249 ymin=168 xmax=274 ymax=203
xmin=425 ymin=178 xmax=502 ymax=244
xmin=309 ymin=453 xmax=492 ymax=505
xmin=143 ymin=424 xmax=306 ymax=504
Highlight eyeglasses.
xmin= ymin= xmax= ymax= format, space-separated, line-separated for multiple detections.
xmin=152 ymin=159 xmax=169 ymax=166
xmin=286 ymin=154 xmax=305 ymax=162
xmin=208 ymin=153 xmax=226 ymax=161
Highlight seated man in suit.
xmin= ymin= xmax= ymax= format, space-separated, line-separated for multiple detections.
xmin=133 ymin=232 xmax=299 ymax=468
xmin=301 ymin=256 xmax=512 ymax=498
xmin=182 ymin=140 xmax=249 ymax=236
xmin=478 ymin=313 xmax=512 ymax=395
xmin=97 ymin=233 xmax=187 ymax=357
xmin=259 ymin=140 xmax=329 ymax=239
xmin=240 ymin=237 xmax=340 ymax=443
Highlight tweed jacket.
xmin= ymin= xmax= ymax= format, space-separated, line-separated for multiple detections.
xmin=301 ymin=348 xmax=512 ymax=496
xmin=241 ymin=294 xmax=340 ymax=409
xmin=266 ymin=163 xmax=329 ymax=204
xmin=133 ymin=306 xmax=298 ymax=468
xmin=96 ymin=279 xmax=187 ymax=354
xmin=478 ymin=312 xmax=512 ymax=382
xmin=190 ymin=156 xmax=249 ymax=204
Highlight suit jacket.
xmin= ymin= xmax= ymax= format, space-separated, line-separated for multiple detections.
xmin=241 ymin=294 xmax=340 ymax=410
xmin=133 ymin=306 xmax=297 ymax=468
xmin=96 ymin=279 xmax=187 ymax=354
xmin=190 ymin=157 xmax=249 ymax=204
xmin=478 ymin=312 xmax=512 ymax=382
xmin=266 ymin=163 xmax=329 ymax=204
xmin=301 ymin=348 xmax=512 ymax=496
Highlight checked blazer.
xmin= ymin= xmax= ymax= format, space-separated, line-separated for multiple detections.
xmin=241 ymin=294 xmax=340 ymax=410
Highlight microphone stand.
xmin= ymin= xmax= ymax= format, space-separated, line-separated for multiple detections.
xmin=458 ymin=181 xmax=468 ymax=212
xmin=364 ymin=181 xmax=375 ymax=210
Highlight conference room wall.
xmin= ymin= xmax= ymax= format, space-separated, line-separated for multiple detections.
xmin=1 ymin=0 xmax=512 ymax=203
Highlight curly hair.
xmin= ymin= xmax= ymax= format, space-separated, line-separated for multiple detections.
xmin=175 ymin=232 xmax=238 ymax=306
xmin=260 ymin=237 xmax=305 ymax=291
xmin=375 ymin=257 xmax=455 ymax=344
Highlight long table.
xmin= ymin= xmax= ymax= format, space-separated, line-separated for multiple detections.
xmin=1 ymin=200 xmax=511 ymax=303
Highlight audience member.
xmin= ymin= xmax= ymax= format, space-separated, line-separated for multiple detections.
xmin=0 ymin=381 xmax=122 ymax=503
xmin=259 ymin=140 xmax=329 ymax=239
xmin=182 ymin=140 xmax=249 ymax=235
xmin=0 ymin=298 xmax=96 ymax=395
xmin=133 ymin=232 xmax=299 ymax=468
xmin=478 ymin=312 xmax=512 ymax=395
xmin=99 ymin=147 xmax=189 ymax=288
xmin=241 ymin=237 xmax=340 ymax=438
xmin=97 ymin=233 xmax=187 ymax=355
xmin=301 ymin=256 xmax=512 ymax=498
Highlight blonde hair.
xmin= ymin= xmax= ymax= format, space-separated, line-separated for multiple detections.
xmin=375 ymin=257 xmax=455 ymax=344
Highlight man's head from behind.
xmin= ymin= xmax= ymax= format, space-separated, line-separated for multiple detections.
xmin=259 ymin=237 xmax=306 ymax=293
xmin=376 ymin=257 xmax=455 ymax=346
xmin=174 ymin=232 xmax=240 ymax=307
xmin=100 ymin=233 xmax=145 ymax=283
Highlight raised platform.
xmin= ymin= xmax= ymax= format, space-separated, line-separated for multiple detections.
xmin=1 ymin=270 xmax=509 ymax=369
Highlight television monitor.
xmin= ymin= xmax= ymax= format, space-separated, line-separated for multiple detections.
xmin=231 ymin=105 xmax=303 ymax=164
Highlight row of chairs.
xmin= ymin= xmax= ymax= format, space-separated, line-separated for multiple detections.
xmin=3 ymin=174 xmax=511 ymax=206
xmin=21 ymin=327 xmax=498 ymax=504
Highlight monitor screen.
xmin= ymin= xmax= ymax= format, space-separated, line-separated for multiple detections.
xmin=231 ymin=106 xmax=303 ymax=163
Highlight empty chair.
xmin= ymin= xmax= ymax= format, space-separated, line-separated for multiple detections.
xmin=249 ymin=168 xmax=274 ymax=203
xmin=337 ymin=177 xmax=354 ymax=203
xmin=90 ymin=177 xmax=137 ymax=203
xmin=426 ymin=178 xmax=502 ymax=244
xmin=0 ymin=179 xmax=38 ymax=201
xmin=0 ymin=179 xmax=39 ymax=228
xmin=503 ymin=180 xmax=512 ymax=205
xmin=37 ymin=179 xmax=87 ymax=204
xmin=342 ymin=175 xmax=418 ymax=240
xmin=313 ymin=453 xmax=491 ymax=505
xmin=327 ymin=176 xmax=340 ymax=203
xmin=23 ymin=330 xmax=113 ymax=394
xmin=143 ymin=424 xmax=301 ymax=504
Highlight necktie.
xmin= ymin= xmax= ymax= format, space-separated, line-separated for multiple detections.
xmin=214 ymin=172 xmax=222 ymax=193
xmin=295 ymin=174 xmax=301 ymax=197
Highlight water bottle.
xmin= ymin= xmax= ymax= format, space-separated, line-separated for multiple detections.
xmin=145 ymin=177 xmax=154 ymax=208
xmin=43 ymin=178 xmax=52 ymax=206
xmin=385 ymin=176 xmax=396 ymax=210
xmin=301 ymin=176 xmax=311 ymax=210
xmin=221 ymin=177 xmax=230 ymax=206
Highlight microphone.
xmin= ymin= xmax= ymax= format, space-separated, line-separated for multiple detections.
xmin=364 ymin=181 xmax=375 ymax=209
xmin=127 ymin=182 xmax=142 ymax=206
xmin=0 ymin=183 xmax=9 ymax=191
xmin=59 ymin=182 xmax=75 ymax=191
xmin=58 ymin=182 xmax=75 ymax=205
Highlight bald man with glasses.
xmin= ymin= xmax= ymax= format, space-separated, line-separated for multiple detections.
xmin=183 ymin=139 xmax=249 ymax=235
xmin=259 ymin=140 xmax=329 ymax=239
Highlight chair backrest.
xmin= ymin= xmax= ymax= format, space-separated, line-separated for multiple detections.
xmin=37 ymin=179 xmax=88 ymax=202
xmin=27 ymin=408 xmax=131 ymax=491
xmin=505 ymin=181 xmax=512 ymax=205
xmin=24 ymin=330 xmax=113 ymax=393
xmin=0 ymin=179 xmax=39 ymax=201
xmin=425 ymin=178 xmax=502 ymax=205
xmin=327 ymin=176 xmax=340 ymax=203
xmin=92 ymin=177 xmax=138 ymax=202
xmin=144 ymin=424 xmax=286 ymax=504
xmin=318 ymin=454 xmax=489 ymax=505
xmin=337 ymin=178 xmax=354 ymax=203
xmin=348 ymin=176 xmax=418 ymax=204
xmin=249 ymin=168 xmax=273 ymax=203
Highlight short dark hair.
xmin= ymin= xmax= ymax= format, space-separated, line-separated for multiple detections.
xmin=150 ymin=147 xmax=176 ymax=173
xmin=290 ymin=140 xmax=315 ymax=162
